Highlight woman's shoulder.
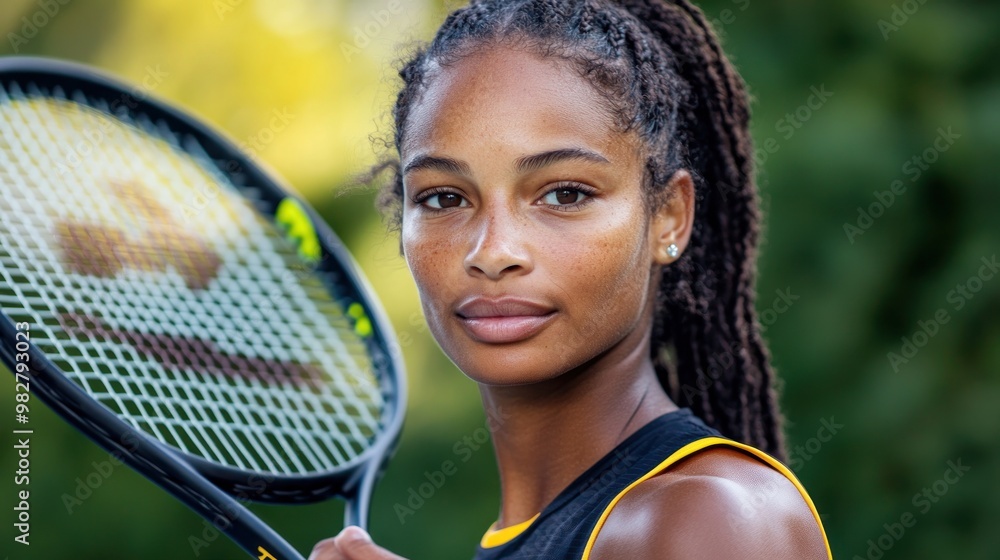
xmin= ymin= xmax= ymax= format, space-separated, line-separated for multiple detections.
xmin=587 ymin=443 xmax=831 ymax=560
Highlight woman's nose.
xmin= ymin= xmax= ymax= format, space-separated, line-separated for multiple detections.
xmin=463 ymin=204 xmax=532 ymax=281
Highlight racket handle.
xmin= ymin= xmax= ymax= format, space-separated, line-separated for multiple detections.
xmin=343 ymin=498 xmax=366 ymax=532
xmin=343 ymin=456 xmax=381 ymax=531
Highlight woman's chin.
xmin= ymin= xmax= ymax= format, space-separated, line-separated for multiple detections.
xmin=461 ymin=369 xmax=558 ymax=387
xmin=445 ymin=343 xmax=576 ymax=387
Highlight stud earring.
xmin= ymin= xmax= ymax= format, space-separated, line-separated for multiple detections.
xmin=666 ymin=243 xmax=679 ymax=258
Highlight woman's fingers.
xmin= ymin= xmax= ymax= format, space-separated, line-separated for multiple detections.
xmin=308 ymin=527 xmax=407 ymax=560
xmin=336 ymin=527 xmax=407 ymax=560
xmin=308 ymin=535 xmax=341 ymax=560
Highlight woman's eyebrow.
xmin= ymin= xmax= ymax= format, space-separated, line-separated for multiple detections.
xmin=403 ymin=154 xmax=471 ymax=177
xmin=514 ymin=147 xmax=610 ymax=173
xmin=402 ymin=147 xmax=610 ymax=177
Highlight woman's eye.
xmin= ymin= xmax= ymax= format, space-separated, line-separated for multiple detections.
xmin=423 ymin=192 xmax=468 ymax=209
xmin=543 ymin=188 xmax=589 ymax=206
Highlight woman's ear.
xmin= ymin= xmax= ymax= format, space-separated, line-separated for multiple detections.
xmin=649 ymin=169 xmax=695 ymax=265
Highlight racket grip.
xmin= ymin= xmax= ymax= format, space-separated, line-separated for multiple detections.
xmin=343 ymin=459 xmax=379 ymax=531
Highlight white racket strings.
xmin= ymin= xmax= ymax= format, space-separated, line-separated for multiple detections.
xmin=0 ymin=83 xmax=386 ymax=476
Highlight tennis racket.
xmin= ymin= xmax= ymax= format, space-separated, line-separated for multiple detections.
xmin=0 ymin=56 xmax=406 ymax=560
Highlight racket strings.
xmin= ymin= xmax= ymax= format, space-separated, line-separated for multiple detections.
xmin=0 ymin=82 xmax=387 ymax=475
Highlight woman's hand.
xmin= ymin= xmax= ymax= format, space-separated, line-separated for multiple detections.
xmin=308 ymin=526 xmax=408 ymax=560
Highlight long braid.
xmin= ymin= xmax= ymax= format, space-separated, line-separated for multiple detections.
xmin=622 ymin=0 xmax=784 ymax=457
xmin=617 ymin=0 xmax=785 ymax=459
xmin=365 ymin=0 xmax=787 ymax=460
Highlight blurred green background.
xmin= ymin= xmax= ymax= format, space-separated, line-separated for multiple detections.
xmin=1 ymin=0 xmax=998 ymax=558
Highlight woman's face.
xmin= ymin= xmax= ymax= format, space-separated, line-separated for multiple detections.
xmin=400 ymin=45 xmax=686 ymax=386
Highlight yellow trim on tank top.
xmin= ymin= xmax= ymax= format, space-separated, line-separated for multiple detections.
xmin=579 ymin=436 xmax=833 ymax=560
xmin=480 ymin=512 xmax=541 ymax=548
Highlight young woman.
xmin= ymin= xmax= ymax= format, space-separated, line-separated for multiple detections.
xmin=312 ymin=0 xmax=832 ymax=558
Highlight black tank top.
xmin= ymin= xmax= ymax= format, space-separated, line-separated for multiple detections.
xmin=471 ymin=408 xmax=832 ymax=560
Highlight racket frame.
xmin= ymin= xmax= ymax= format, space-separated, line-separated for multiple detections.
xmin=0 ymin=56 xmax=406 ymax=559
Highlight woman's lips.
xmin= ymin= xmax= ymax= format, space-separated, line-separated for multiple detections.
xmin=457 ymin=312 xmax=557 ymax=344
xmin=454 ymin=296 xmax=557 ymax=344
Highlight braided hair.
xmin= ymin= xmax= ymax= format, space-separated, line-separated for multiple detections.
xmin=361 ymin=0 xmax=787 ymax=461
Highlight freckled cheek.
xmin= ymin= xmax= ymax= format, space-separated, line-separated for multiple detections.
xmin=402 ymin=225 xmax=464 ymax=329
xmin=584 ymin=211 xmax=648 ymax=276
xmin=560 ymin=210 xmax=649 ymax=315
